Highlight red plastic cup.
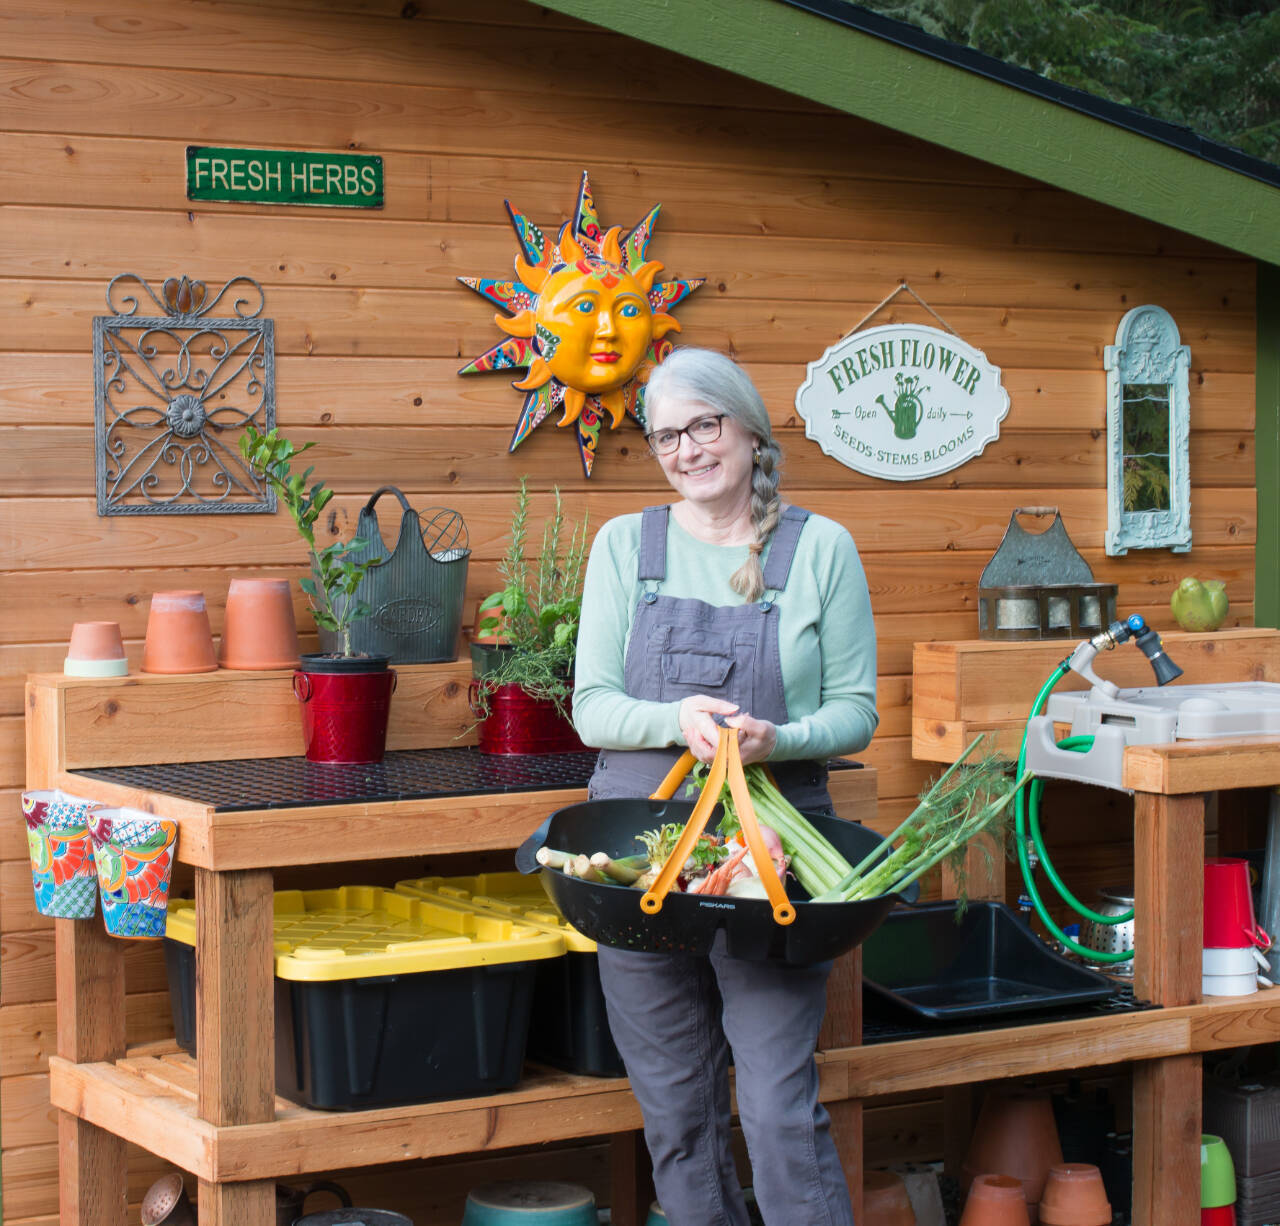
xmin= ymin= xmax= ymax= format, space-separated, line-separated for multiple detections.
xmin=1204 ymin=858 xmax=1269 ymax=949
xmin=1201 ymin=1205 xmax=1236 ymax=1225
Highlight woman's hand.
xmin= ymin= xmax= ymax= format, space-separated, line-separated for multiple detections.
xmin=726 ymin=712 xmax=777 ymax=764
xmin=679 ymin=695 xmax=739 ymax=762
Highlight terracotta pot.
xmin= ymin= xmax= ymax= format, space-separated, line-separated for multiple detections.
xmin=218 ymin=578 xmax=301 ymax=670
xmin=1038 ymin=1164 xmax=1112 ymax=1226
xmin=960 ymin=1175 xmax=1031 ymax=1226
xmin=141 ymin=591 xmax=217 ymax=674
xmin=65 ymin=621 xmax=128 ymax=677
xmin=864 ymin=1168 xmax=918 ymax=1225
xmin=963 ymin=1087 xmax=1063 ymax=1222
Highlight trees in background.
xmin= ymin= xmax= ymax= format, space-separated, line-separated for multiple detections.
xmin=859 ymin=0 xmax=1280 ymax=165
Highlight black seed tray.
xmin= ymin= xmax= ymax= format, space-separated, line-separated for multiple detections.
xmin=862 ymin=979 xmax=1152 ymax=1045
xmin=74 ymin=747 xmax=601 ymax=811
xmin=73 ymin=750 xmax=860 ymax=813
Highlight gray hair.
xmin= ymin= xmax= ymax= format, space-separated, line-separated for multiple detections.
xmin=644 ymin=348 xmax=783 ymax=602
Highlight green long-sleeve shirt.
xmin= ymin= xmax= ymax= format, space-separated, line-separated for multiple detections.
xmin=572 ymin=508 xmax=878 ymax=760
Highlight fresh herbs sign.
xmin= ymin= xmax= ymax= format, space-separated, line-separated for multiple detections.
xmin=796 ymin=323 xmax=1009 ymax=480
xmin=186 ymin=147 xmax=384 ymax=208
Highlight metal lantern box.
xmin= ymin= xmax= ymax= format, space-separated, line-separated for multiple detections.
xmin=977 ymin=507 xmax=1116 ymax=640
xmin=317 ymin=487 xmax=470 ymax=663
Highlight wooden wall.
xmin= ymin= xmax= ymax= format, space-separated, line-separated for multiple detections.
xmin=0 ymin=0 xmax=1257 ymax=1219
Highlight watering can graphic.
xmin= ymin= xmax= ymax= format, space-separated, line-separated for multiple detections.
xmin=876 ymin=374 xmax=928 ymax=440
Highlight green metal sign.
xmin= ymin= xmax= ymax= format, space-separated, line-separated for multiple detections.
xmin=185 ymin=147 xmax=384 ymax=208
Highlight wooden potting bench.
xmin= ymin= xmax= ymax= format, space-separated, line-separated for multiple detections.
xmin=33 ymin=633 xmax=1280 ymax=1226
xmin=27 ymin=664 xmax=877 ymax=1226
xmin=914 ymin=628 xmax=1280 ymax=1226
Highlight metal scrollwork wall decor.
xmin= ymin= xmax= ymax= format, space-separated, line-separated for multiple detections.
xmin=94 ymin=273 xmax=276 ymax=515
xmin=1104 ymin=304 xmax=1191 ymax=555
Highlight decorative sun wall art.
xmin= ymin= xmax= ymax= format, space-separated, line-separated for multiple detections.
xmin=458 ymin=172 xmax=703 ymax=476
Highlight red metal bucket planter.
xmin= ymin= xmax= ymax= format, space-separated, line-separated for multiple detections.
xmin=294 ymin=656 xmax=397 ymax=765
xmin=471 ymin=681 xmax=586 ymax=755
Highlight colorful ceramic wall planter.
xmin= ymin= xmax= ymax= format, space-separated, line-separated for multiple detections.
xmin=89 ymin=809 xmax=179 ymax=940
xmin=22 ymin=789 xmax=100 ymax=918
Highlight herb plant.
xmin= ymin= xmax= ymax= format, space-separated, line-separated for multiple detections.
xmin=238 ymin=425 xmax=381 ymax=657
xmin=472 ymin=477 xmax=588 ymax=720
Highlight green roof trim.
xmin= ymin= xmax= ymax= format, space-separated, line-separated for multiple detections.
xmin=1257 ymin=262 xmax=1280 ymax=628
xmin=540 ymin=0 xmax=1280 ymax=263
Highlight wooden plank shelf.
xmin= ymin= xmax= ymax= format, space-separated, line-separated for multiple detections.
xmin=911 ymin=628 xmax=1280 ymax=763
xmin=49 ymin=991 xmax=1280 ymax=1183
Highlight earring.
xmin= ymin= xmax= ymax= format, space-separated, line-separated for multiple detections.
xmin=752 ymin=448 xmax=760 ymax=464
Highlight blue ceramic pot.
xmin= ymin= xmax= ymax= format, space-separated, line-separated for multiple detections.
xmin=461 ymin=1182 xmax=596 ymax=1226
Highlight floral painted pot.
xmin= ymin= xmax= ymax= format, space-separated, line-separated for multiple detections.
xmin=89 ymin=809 xmax=179 ymax=940
xmin=22 ymin=789 xmax=100 ymax=918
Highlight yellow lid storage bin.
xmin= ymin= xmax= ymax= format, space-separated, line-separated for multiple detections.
xmin=395 ymin=872 xmax=625 ymax=1078
xmin=163 ymin=886 xmax=564 ymax=1109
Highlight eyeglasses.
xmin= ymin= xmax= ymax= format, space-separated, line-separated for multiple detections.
xmin=645 ymin=414 xmax=725 ymax=456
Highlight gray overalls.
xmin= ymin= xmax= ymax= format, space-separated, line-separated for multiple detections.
xmin=590 ymin=504 xmax=855 ymax=1226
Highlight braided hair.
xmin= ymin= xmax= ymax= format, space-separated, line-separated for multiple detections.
xmin=644 ymin=348 xmax=783 ymax=602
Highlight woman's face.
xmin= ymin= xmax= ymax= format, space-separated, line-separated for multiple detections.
xmin=647 ymin=395 xmax=757 ymax=509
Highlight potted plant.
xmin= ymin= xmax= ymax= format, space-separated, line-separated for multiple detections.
xmin=469 ymin=478 xmax=588 ymax=754
xmin=239 ymin=425 xmax=394 ymax=765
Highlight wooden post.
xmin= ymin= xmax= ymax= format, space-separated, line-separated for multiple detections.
xmin=195 ymin=867 xmax=276 ymax=1225
xmin=609 ymin=1130 xmax=653 ymax=1226
xmin=820 ymin=948 xmax=862 ymax=1220
xmin=1133 ymin=792 xmax=1204 ymax=1009
xmin=1132 ymin=791 xmax=1204 ymax=1226
xmin=1132 ymin=1055 xmax=1202 ymax=1226
xmin=57 ymin=919 xmax=128 ymax=1226
xmin=28 ymin=680 xmax=131 ymax=1226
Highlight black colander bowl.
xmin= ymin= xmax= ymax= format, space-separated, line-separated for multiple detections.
xmin=515 ymin=797 xmax=916 ymax=964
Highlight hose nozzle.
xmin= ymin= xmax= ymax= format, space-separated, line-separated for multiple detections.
xmin=1067 ymin=613 xmax=1183 ymax=694
xmin=1128 ymin=615 xmax=1183 ymax=686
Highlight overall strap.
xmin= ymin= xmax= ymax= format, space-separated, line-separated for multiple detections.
xmin=637 ymin=505 xmax=671 ymax=583
xmin=760 ymin=506 xmax=811 ymax=593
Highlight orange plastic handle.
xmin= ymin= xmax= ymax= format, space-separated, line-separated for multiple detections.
xmin=640 ymin=738 xmax=727 ymax=915
xmin=650 ymin=749 xmax=697 ymax=801
xmin=724 ymin=728 xmax=795 ymax=926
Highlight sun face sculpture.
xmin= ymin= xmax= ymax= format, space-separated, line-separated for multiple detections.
xmin=459 ymin=172 xmax=703 ymax=476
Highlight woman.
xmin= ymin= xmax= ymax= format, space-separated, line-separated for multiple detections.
xmin=572 ymin=347 xmax=878 ymax=1226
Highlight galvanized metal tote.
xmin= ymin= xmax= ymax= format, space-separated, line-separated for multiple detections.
xmin=317 ymin=486 xmax=470 ymax=663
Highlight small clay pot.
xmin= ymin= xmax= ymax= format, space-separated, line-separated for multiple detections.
xmin=960 ymin=1174 xmax=1031 ymax=1226
xmin=65 ymin=621 xmax=128 ymax=677
xmin=864 ymin=1168 xmax=918 ymax=1225
xmin=1038 ymin=1164 xmax=1112 ymax=1226
xmin=219 ymin=577 xmax=301 ymax=670
xmin=141 ymin=591 xmax=217 ymax=674
xmin=963 ymin=1087 xmax=1064 ymax=1222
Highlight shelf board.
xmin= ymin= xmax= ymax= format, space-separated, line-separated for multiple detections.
xmin=912 ymin=629 xmax=1280 ymax=766
xmin=50 ymin=991 xmax=1280 ymax=1183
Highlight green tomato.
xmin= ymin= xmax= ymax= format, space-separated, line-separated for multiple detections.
xmin=1170 ymin=577 xmax=1229 ymax=632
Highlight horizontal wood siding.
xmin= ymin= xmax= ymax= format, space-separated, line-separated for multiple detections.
xmin=0 ymin=0 xmax=1256 ymax=1216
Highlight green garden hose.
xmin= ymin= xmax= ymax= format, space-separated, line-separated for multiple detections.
xmin=1015 ymin=661 xmax=1135 ymax=964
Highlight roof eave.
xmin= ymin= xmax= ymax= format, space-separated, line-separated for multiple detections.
xmin=531 ymin=0 xmax=1280 ymax=265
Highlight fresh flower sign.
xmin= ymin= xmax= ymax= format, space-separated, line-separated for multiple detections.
xmin=796 ymin=323 xmax=1009 ymax=480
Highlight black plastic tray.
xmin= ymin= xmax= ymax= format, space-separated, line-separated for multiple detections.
xmin=860 ymin=900 xmax=1115 ymax=1021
